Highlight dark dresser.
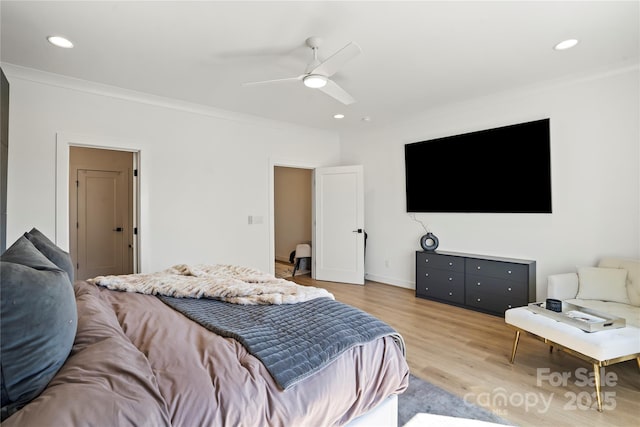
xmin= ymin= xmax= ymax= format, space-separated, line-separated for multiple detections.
xmin=415 ymin=251 xmax=536 ymax=316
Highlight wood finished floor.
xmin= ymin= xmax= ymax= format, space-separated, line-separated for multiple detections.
xmin=290 ymin=275 xmax=640 ymax=427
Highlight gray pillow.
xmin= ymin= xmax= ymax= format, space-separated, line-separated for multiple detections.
xmin=25 ymin=227 xmax=74 ymax=283
xmin=0 ymin=236 xmax=77 ymax=420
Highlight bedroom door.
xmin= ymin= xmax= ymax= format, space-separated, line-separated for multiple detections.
xmin=313 ymin=165 xmax=365 ymax=285
xmin=70 ymin=147 xmax=134 ymax=280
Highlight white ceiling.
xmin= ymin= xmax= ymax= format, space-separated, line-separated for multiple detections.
xmin=1 ymin=1 xmax=638 ymax=131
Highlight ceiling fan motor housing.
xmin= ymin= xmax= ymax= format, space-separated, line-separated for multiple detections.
xmin=305 ymin=36 xmax=323 ymax=49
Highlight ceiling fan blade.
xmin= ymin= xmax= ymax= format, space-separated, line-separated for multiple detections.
xmin=242 ymin=76 xmax=303 ymax=86
xmin=318 ymin=79 xmax=356 ymax=105
xmin=310 ymin=42 xmax=362 ymax=77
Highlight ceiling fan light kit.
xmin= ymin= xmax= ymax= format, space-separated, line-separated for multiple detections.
xmin=242 ymin=36 xmax=361 ymax=105
xmin=303 ymin=74 xmax=328 ymax=88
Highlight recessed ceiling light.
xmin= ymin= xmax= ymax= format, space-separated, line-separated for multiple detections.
xmin=554 ymin=39 xmax=579 ymax=51
xmin=333 ymin=114 xmax=345 ymax=119
xmin=47 ymin=36 xmax=74 ymax=49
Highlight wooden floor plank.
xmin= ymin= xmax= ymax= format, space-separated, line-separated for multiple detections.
xmin=291 ymin=275 xmax=639 ymax=426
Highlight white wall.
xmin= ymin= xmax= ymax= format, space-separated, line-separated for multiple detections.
xmin=5 ymin=63 xmax=638 ymax=299
xmin=3 ymin=64 xmax=340 ymax=274
xmin=340 ymin=66 xmax=640 ymax=300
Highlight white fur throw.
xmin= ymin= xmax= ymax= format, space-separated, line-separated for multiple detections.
xmin=88 ymin=264 xmax=334 ymax=305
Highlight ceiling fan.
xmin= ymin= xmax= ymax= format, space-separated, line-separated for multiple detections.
xmin=242 ymin=36 xmax=362 ymax=105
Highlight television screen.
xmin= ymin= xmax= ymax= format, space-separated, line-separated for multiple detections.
xmin=405 ymin=118 xmax=552 ymax=213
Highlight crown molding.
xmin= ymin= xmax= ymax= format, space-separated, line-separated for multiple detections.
xmin=0 ymin=62 xmax=335 ymax=136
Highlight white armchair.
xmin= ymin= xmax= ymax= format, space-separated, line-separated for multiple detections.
xmin=292 ymin=243 xmax=311 ymax=277
xmin=547 ymin=257 xmax=640 ymax=327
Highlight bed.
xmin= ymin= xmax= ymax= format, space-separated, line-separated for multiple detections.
xmin=1 ymin=229 xmax=409 ymax=426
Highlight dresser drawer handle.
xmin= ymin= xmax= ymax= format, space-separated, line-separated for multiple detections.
xmin=448 ymin=277 xmax=452 ymax=281
xmin=425 ymin=259 xmax=429 ymax=263
xmin=449 ymin=262 xmax=453 ymax=266
xmin=477 ymin=266 xmax=481 ymax=270
xmin=477 ymin=282 xmax=481 ymax=286
xmin=425 ymin=287 xmax=429 ymax=291
xmin=476 ymin=298 xmax=481 ymax=302
xmin=425 ymin=273 xmax=429 ymax=277
xmin=508 ymin=304 xmax=512 ymax=309
xmin=508 ymin=287 xmax=512 ymax=291
xmin=508 ymin=270 xmax=512 ymax=274
xmin=449 ymin=292 xmax=453 ymax=296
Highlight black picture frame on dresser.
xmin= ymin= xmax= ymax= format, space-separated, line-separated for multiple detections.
xmin=415 ymin=250 xmax=536 ymax=316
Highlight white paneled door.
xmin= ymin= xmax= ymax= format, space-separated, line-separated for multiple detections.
xmin=313 ymin=165 xmax=365 ymax=285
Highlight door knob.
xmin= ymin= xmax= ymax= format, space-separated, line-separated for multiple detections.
xmin=352 ymin=228 xmax=363 ymax=233
xmin=113 ymin=227 xmax=123 ymax=232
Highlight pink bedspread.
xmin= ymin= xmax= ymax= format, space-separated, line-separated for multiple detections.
xmin=4 ymin=281 xmax=409 ymax=426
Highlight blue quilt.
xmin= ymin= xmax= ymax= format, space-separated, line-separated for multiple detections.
xmin=157 ymin=296 xmax=405 ymax=390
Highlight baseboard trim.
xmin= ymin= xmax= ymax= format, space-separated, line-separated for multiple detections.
xmin=364 ymin=274 xmax=414 ymax=290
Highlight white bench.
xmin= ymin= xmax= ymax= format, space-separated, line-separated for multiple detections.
xmin=505 ymin=257 xmax=640 ymax=412
xmin=505 ymin=306 xmax=640 ymax=411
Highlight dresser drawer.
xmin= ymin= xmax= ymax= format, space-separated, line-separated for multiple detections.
xmin=416 ymin=252 xmax=464 ymax=272
xmin=465 ymin=274 xmax=527 ymax=300
xmin=466 ymin=259 xmax=528 ymax=282
xmin=416 ymin=279 xmax=464 ymax=304
xmin=417 ymin=267 xmax=465 ymax=286
xmin=465 ymin=289 xmax=525 ymax=314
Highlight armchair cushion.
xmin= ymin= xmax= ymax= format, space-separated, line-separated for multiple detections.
xmin=576 ymin=267 xmax=630 ymax=305
xmin=598 ymin=258 xmax=640 ymax=306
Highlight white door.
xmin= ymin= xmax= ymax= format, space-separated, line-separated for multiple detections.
xmin=313 ymin=165 xmax=365 ymax=285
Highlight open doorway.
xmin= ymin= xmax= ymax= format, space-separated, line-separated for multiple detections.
xmin=273 ymin=166 xmax=312 ymax=279
xmin=69 ymin=146 xmax=138 ymax=280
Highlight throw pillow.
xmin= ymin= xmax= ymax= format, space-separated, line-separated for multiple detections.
xmin=576 ymin=266 xmax=630 ymax=304
xmin=0 ymin=236 xmax=77 ymax=420
xmin=25 ymin=227 xmax=75 ymax=283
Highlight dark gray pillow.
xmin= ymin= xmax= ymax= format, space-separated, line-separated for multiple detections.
xmin=25 ymin=227 xmax=74 ymax=283
xmin=0 ymin=236 xmax=77 ymax=420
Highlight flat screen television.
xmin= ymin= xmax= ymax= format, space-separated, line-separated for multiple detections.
xmin=405 ymin=118 xmax=551 ymax=213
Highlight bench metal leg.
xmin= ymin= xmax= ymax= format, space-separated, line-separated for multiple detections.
xmin=593 ymin=364 xmax=603 ymax=412
xmin=506 ymin=317 xmax=639 ymax=412
xmin=510 ymin=330 xmax=520 ymax=363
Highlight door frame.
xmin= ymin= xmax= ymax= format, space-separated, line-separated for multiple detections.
xmin=56 ymin=132 xmax=141 ymax=273
xmin=268 ymin=158 xmax=318 ymax=277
